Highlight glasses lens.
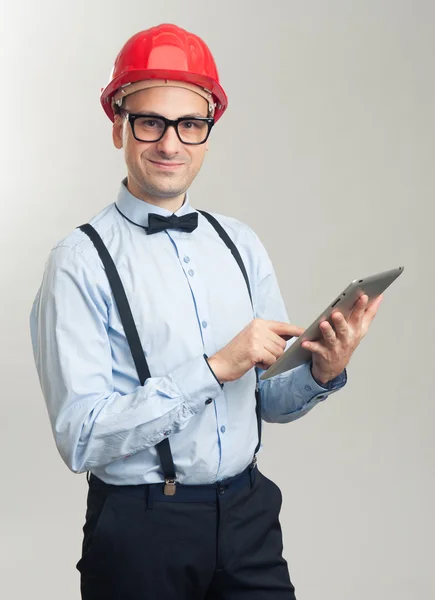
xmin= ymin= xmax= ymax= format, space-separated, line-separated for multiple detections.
xmin=177 ymin=119 xmax=209 ymax=144
xmin=132 ymin=117 xmax=166 ymax=142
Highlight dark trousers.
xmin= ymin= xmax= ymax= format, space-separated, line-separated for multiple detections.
xmin=76 ymin=466 xmax=297 ymax=599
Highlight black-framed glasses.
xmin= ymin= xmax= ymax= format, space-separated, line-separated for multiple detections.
xmin=119 ymin=110 xmax=215 ymax=145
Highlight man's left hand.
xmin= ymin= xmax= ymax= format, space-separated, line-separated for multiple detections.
xmin=301 ymin=294 xmax=384 ymax=386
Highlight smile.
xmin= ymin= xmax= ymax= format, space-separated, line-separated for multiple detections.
xmin=148 ymin=160 xmax=185 ymax=170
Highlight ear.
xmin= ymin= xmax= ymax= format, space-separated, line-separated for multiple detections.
xmin=112 ymin=115 xmax=124 ymax=149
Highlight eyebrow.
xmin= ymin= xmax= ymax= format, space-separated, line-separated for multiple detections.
xmin=126 ymin=110 xmax=207 ymax=119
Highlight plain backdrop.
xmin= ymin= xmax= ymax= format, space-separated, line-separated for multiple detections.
xmin=1 ymin=1 xmax=434 ymax=598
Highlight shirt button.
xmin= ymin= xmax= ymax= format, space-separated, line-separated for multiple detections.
xmin=202 ymin=321 xmax=208 ymax=329
xmin=305 ymin=385 xmax=312 ymax=391
xmin=205 ymin=398 xmax=213 ymax=405
xmin=183 ymin=256 xmax=190 ymax=263
xmin=220 ymin=425 xmax=226 ymax=434
xmin=188 ymin=269 xmax=194 ymax=276
xmin=163 ymin=429 xmax=172 ymax=436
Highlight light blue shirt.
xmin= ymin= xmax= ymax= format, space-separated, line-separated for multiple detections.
xmin=30 ymin=180 xmax=346 ymax=485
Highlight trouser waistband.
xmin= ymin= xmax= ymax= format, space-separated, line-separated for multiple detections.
xmin=89 ymin=463 xmax=257 ymax=504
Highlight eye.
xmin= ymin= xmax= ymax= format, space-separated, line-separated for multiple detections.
xmin=180 ymin=120 xmax=205 ymax=130
xmin=137 ymin=118 xmax=160 ymax=129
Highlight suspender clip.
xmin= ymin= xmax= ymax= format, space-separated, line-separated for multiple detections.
xmin=164 ymin=479 xmax=177 ymax=496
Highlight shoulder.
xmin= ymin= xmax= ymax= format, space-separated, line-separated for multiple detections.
xmin=197 ymin=209 xmax=275 ymax=291
xmin=198 ymin=209 xmax=270 ymax=261
xmin=45 ymin=203 xmax=119 ymax=282
xmin=50 ymin=203 xmax=118 ymax=260
xmin=198 ymin=209 xmax=264 ymax=250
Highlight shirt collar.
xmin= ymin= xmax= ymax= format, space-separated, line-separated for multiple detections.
xmin=115 ymin=178 xmax=195 ymax=228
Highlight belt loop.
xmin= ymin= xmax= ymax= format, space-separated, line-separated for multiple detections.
xmin=146 ymin=484 xmax=155 ymax=510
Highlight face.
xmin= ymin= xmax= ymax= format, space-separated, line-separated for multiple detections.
xmin=113 ymin=86 xmax=210 ymax=206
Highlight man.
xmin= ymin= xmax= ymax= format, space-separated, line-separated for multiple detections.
xmin=30 ymin=23 xmax=382 ymax=600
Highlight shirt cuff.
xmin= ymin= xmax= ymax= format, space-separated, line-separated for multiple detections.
xmin=290 ymin=362 xmax=347 ymax=406
xmin=310 ymin=364 xmax=348 ymax=391
xmin=170 ymin=354 xmax=223 ymax=414
xmin=203 ymin=354 xmax=224 ymax=388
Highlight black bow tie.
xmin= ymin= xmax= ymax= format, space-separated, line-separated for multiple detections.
xmin=147 ymin=212 xmax=199 ymax=235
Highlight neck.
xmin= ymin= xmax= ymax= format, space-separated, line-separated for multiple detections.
xmin=126 ymin=177 xmax=186 ymax=213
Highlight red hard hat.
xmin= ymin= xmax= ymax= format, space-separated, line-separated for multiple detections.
xmin=100 ymin=24 xmax=228 ymax=122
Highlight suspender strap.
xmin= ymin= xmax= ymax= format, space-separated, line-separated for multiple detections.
xmin=197 ymin=211 xmax=253 ymax=305
xmin=198 ymin=211 xmax=262 ymax=456
xmin=79 ymin=224 xmax=150 ymax=383
xmin=78 ymin=224 xmax=175 ymax=483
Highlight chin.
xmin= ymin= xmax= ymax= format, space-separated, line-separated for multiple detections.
xmin=146 ymin=183 xmax=187 ymax=199
xmin=150 ymin=176 xmax=191 ymax=194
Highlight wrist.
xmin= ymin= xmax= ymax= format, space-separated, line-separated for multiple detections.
xmin=310 ymin=363 xmax=331 ymax=387
xmin=206 ymin=354 xmax=229 ymax=384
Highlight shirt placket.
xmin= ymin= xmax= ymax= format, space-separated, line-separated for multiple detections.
xmin=170 ymin=231 xmax=228 ymax=475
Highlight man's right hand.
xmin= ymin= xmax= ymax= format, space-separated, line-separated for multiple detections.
xmin=206 ymin=319 xmax=304 ymax=384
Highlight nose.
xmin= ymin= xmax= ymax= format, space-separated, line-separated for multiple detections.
xmin=155 ymin=124 xmax=182 ymax=156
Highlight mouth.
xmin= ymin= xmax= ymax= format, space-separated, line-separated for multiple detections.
xmin=148 ymin=159 xmax=185 ymax=171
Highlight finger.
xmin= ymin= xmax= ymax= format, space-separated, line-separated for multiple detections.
xmin=268 ymin=331 xmax=288 ymax=351
xmin=319 ymin=321 xmax=337 ymax=347
xmin=255 ymin=346 xmax=280 ymax=370
xmin=348 ymin=294 xmax=369 ymax=328
xmin=362 ymin=294 xmax=384 ymax=330
xmin=267 ymin=320 xmax=304 ymax=338
xmin=366 ymin=294 xmax=384 ymax=319
xmin=264 ymin=336 xmax=286 ymax=356
xmin=301 ymin=339 xmax=326 ymax=356
xmin=330 ymin=311 xmax=349 ymax=340
xmin=354 ymin=294 xmax=369 ymax=315
xmin=269 ymin=331 xmax=294 ymax=344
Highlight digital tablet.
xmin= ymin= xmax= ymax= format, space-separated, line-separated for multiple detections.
xmin=259 ymin=266 xmax=404 ymax=381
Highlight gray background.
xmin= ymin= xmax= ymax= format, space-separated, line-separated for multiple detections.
xmin=1 ymin=0 xmax=434 ymax=598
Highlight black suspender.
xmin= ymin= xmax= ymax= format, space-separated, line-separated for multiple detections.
xmin=78 ymin=210 xmax=261 ymax=491
xmin=197 ymin=211 xmax=253 ymax=304
xmin=77 ymin=225 xmax=152 ymax=384
xmin=78 ymin=223 xmax=177 ymax=489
